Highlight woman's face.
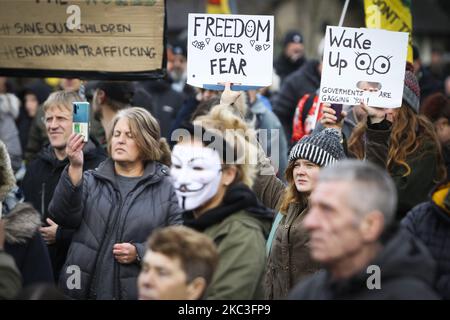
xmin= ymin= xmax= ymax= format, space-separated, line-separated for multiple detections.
xmin=25 ymin=93 xmax=39 ymax=117
xmin=292 ymin=159 xmax=321 ymax=193
xmin=111 ymin=117 xmax=141 ymax=164
xmin=170 ymin=139 xmax=223 ymax=211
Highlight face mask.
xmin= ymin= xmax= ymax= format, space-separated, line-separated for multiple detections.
xmin=170 ymin=144 xmax=222 ymax=211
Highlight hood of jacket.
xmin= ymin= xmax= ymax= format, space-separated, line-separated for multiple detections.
xmin=429 ymin=181 xmax=450 ymax=222
xmin=328 ymin=228 xmax=436 ymax=295
xmin=299 ymin=59 xmax=321 ymax=89
xmin=92 ymin=158 xmax=169 ymax=191
xmin=0 ymin=140 xmax=16 ymax=201
xmin=183 ymin=182 xmax=273 ymax=234
xmin=0 ymin=93 xmax=20 ymax=119
xmin=3 ymin=202 xmax=41 ymax=245
xmin=21 ymin=80 xmax=53 ymax=105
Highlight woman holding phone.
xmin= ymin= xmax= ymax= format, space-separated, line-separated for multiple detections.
xmin=49 ymin=107 xmax=182 ymax=300
xmin=321 ymin=64 xmax=446 ymax=220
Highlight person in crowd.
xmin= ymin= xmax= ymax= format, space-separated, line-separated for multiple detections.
xmin=168 ymin=42 xmax=196 ymax=100
xmin=190 ymin=85 xmax=288 ymax=179
xmin=0 ymin=77 xmax=22 ymax=172
xmin=22 ymin=91 xmax=106 ymax=282
xmin=1 ymin=140 xmax=53 ymax=287
xmin=322 ymin=64 xmax=446 ymax=220
xmin=420 ymin=93 xmax=450 ymax=177
xmin=265 ymin=128 xmax=346 ymax=299
xmin=138 ymin=76 xmax=185 ymax=141
xmin=89 ymin=81 xmax=134 ymax=146
xmin=170 ymin=87 xmax=220 ymax=143
xmin=170 ymin=106 xmax=272 ymax=299
xmin=48 ymin=107 xmax=182 ymax=299
xmin=0 ymin=220 xmax=22 ymax=300
xmin=402 ymin=180 xmax=450 ymax=299
xmin=273 ymin=60 xmax=322 ymax=141
xmin=274 ymin=30 xmax=306 ymax=85
xmin=16 ymin=80 xmax=52 ymax=153
xmin=138 ymin=226 xmax=218 ymax=300
xmin=289 ymin=160 xmax=440 ymax=300
xmin=412 ymin=45 xmax=442 ymax=102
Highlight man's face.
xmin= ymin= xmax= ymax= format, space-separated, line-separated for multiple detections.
xmin=138 ymin=250 xmax=192 ymax=300
xmin=170 ymin=54 xmax=187 ymax=81
xmin=44 ymin=105 xmax=73 ymax=150
xmin=303 ymin=181 xmax=365 ymax=265
xmin=285 ymin=42 xmax=304 ymax=63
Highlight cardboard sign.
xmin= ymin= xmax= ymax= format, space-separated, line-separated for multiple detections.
xmin=319 ymin=26 xmax=408 ymax=108
xmin=0 ymin=0 xmax=165 ymax=80
xmin=187 ymin=13 xmax=274 ymax=90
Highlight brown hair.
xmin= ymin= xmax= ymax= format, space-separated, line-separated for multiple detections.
xmin=279 ymin=160 xmax=305 ymax=213
xmin=147 ymin=226 xmax=219 ymax=286
xmin=107 ymin=107 xmax=171 ymax=166
xmin=194 ymin=103 xmax=258 ymax=188
xmin=420 ymin=92 xmax=450 ymax=122
xmin=348 ymin=104 xmax=446 ymax=181
xmin=43 ymin=90 xmax=82 ymax=113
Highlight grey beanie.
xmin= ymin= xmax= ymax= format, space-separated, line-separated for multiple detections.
xmin=288 ymin=128 xmax=346 ymax=167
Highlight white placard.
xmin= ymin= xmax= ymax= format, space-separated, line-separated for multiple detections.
xmin=187 ymin=13 xmax=274 ymax=89
xmin=319 ymin=26 xmax=408 ymax=108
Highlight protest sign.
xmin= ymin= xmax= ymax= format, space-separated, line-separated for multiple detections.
xmin=0 ymin=0 xmax=165 ymax=80
xmin=319 ymin=26 xmax=408 ymax=108
xmin=187 ymin=13 xmax=273 ymax=90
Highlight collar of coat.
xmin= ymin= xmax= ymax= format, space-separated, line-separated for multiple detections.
xmin=91 ymin=158 xmax=169 ymax=191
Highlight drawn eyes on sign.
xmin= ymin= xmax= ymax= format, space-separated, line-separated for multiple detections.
xmin=355 ymin=52 xmax=371 ymax=71
xmin=355 ymin=52 xmax=392 ymax=75
xmin=372 ymin=55 xmax=391 ymax=74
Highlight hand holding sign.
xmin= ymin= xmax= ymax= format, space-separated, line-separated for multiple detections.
xmin=319 ymin=26 xmax=408 ymax=108
xmin=187 ymin=14 xmax=274 ymax=90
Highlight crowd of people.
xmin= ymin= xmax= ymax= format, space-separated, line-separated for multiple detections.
xmin=0 ymin=31 xmax=449 ymax=300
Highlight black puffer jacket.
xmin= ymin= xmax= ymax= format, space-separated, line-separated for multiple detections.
xmin=402 ymin=183 xmax=450 ymax=299
xmin=48 ymin=159 xmax=182 ymax=300
xmin=22 ymin=140 xmax=106 ymax=282
xmin=289 ymin=228 xmax=440 ymax=300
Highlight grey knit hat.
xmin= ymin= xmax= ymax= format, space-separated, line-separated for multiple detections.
xmin=288 ymin=128 xmax=346 ymax=167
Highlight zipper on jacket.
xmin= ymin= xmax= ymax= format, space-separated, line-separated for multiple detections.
xmin=41 ymin=182 xmax=45 ymax=219
xmin=89 ymin=190 xmax=123 ymax=299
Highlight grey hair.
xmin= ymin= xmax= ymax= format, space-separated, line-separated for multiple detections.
xmin=318 ymin=159 xmax=397 ymax=227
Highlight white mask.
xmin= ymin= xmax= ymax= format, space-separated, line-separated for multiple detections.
xmin=170 ymin=144 xmax=222 ymax=211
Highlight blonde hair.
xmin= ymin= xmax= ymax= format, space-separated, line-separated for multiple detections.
xmin=194 ymin=103 xmax=258 ymax=188
xmin=107 ymin=107 xmax=171 ymax=166
xmin=43 ymin=90 xmax=82 ymax=113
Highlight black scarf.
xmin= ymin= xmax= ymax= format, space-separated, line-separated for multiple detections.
xmin=183 ymin=183 xmax=273 ymax=231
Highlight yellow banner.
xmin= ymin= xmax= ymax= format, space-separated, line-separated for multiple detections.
xmin=206 ymin=0 xmax=231 ymax=14
xmin=364 ymin=0 xmax=413 ymax=63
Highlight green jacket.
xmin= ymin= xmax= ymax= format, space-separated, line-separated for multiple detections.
xmin=204 ymin=210 xmax=271 ymax=300
xmin=0 ymin=250 xmax=21 ymax=300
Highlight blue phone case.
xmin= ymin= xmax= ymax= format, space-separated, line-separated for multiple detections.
xmin=73 ymin=102 xmax=90 ymax=142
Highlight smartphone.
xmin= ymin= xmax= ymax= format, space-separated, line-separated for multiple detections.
xmin=73 ymin=101 xmax=90 ymax=142
xmin=330 ymin=104 xmax=344 ymax=122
